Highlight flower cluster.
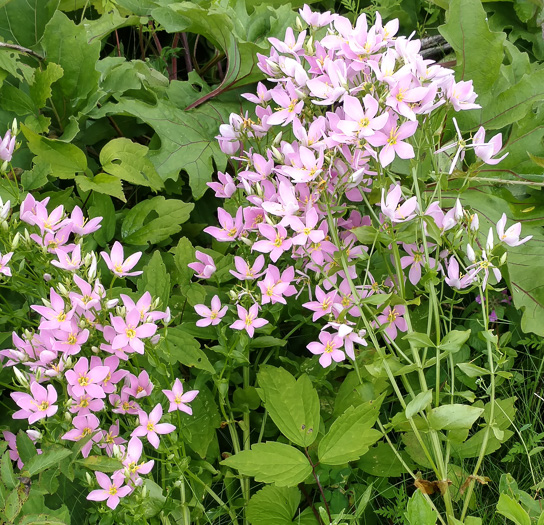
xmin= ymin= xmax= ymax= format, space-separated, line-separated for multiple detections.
xmin=0 ymin=194 xmax=198 ymax=511
xmin=191 ymin=5 xmax=530 ymax=366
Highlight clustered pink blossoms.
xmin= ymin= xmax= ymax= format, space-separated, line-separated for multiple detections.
xmin=193 ymin=4 xmax=531 ymax=366
xmin=1 ymin=194 xmax=199 ymax=511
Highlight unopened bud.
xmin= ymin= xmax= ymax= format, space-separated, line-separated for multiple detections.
xmin=152 ymin=297 xmax=160 ymax=310
xmin=273 ymin=131 xmax=283 ymax=146
xmin=57 ymin=283 xmax=68 ymax=295
xmin=86 ymin=472 xmax=93 ymax=485
xmin=23 ymin=328 xmax=33 ymax=339
xmin=227 ymin=290 xmax=238 ymax=301
xmin=304 ymin=35 xmax=314 ymax=55
xmin=239 ymin=236 xmax=252 ymax=246
xmin=163 ymin=307 xmax=171 ymax=324
xmin=79 ymin=319 xmax=86 ymax=329
xmin=13 ymin=366 xmax=29 ymax=388
xmin=499 ymin=252 xmax=507 ymax=266
xmin=240 ymin=177 xmax=253 ymax=195
xmin=112 ymin=444 xmax=122 ymax=458
xmin=150 ymin=334 xmax=160 ymax=345
xmin=1 ymin=161 xmax=8 ymax=173
xmin=115 ymin=305 xmax=126 ymax=316
xmin=11 ymin=118 xmax=18 ymax=136
xmin=1 ymin=220 xmax=7 ymax=231
xmin=27 ymin=429 xmax=41 ymax=441
xmin=295 ymin=16 xmax=304 ymax=31
xmin=11 ymin=232 xmax=20 ymax=249
xmin=141 ymin=485 xmax=147 ymax=498
xmin=106 ymin=299 xmax=119 ymax=309
xmin=91 ymin=346 xmax=99 ymax=354
xmin=64 ymin=412 xmax=72 ymax=423
xmin=87 ymin=253 xmax=97 ymax=280
xmin=454 ymin=228 xmax=464 ymax=240
xmin=255 ymin=182 xmax=264 ymax=198
xmin=24 ymin=229 xmax=31 ymax=243
xmin=173 ymin=480 xmax=182 ymax=488
xmin=83 ymin=252 xmax=92 ymax=266
xmin=270 ymin=146 xmax=283 ymax=163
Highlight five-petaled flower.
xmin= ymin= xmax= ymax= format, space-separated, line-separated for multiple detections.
xmin=131 ymin=404 xmax=176 ymax=449
xmin=101 ymin=242 xmax=143 ymax=277
xmin=87 ymin=472 xmax=131 ymax=510
xmin=162 ymin=378 xmax=199 ymax=414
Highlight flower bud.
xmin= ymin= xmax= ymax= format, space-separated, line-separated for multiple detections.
xmin=83 ymin=252 xmax=92 ymax=266
xmin=27 ymin=429 xmax=41 ymax=441
xmin=57 ymin=283 xmax=68 ymax=296
xmin=85 ymin=472 xmax=93 ymax=485
xmin=304 ymin=35 xmax=314 ymax=55
xmin=23 ymin=328 xmax=33 ymax=339
xmin=112 ymin=444 xmax=122 ymax=458
xmin=11 ymin=232 xmax=20 ymax=250
xmin=1 ymin=219 xmax=8 ymax=231
xmin=43 ymin=273 xmax=52 ymax=282
xmin=273 ymin=131 xmax=283 ymax=146
xmin=141 ymin=485 xmax=147 ymax=498
xmin=163 ymin=307 xmax=171 ymax=324
xmin=470 ymin=213 xmax=479 ymax=231
xmin=91 ymin=346 xmax=99 ymax=354
xmin=239 ymin=236 xmax=252 ymax=246
xmin=0 ymin=161 xmax=8 ymax=173
xmin=255 ymin=182 xmax=264 ymax=198
xmin=150 ymin=334 xmax=160 ymax=345
xmin=115 ymin=305 xmax=126 ymax=316
xmin=79 ymin=319 xmax=87 ymax=329
xmin=270 ymin=146 xmax=283 ymax=163
xmin=227 ymin=290 xmax=238 ymax=301
xmin=173 ymin=480 xmax=182 ymax=488
xmin=152 ymin=297 xmax=161 ymax=310
xmin=11 ymin=118 xmax=18 ymax=136
xmin=499 ymin=252 xmax=507 ymax=266
xmin=13 ymin=366 xmax=29 ymax=388
xmin=24 ymin=229 xmax=31 ymax=243
xmin=64 ymin=412 xmax=72 ymax=422
xmin=295 ymin=16 xmax=304 ymax=31
xmin=87 ymin=253 xmax=97 ymax=280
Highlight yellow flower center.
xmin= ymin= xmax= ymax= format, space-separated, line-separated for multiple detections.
xmin=108 ymin=486 xmax=118 ymax=496
xmin=67 ymin=333 xmax=77 ymax=345
xmin=273 ymin=234 xmax=284 ymax=248
xmin=78 ymin=397 xmax=89 ymax=408
xmin=321 ymin=298 xmax=332 ymax=310
xmin=324 ymin=342 xmax=335 ymax=353
xmin=57 ymin=312 xmax=66 ymax=322
xmin=126 ymin=328 xmax=136 ymax=339
xmin=146 ymin=422 xmax=155 ymax=431
xmin=38 ymin=401 xmax=50 ymax=411
xmin=78 ymin=375 xmax=89 ymax=387
xmin=387 ymin=309 xmax=399 ymax=323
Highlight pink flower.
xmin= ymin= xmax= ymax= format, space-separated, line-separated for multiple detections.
xmin=0 ymin=130 xmax=16 ymax=162
xmin=400 ymin=243 xmax=437 ymax=286
xmin=69 ymin=275 xmax=102 ymax=313
xmin=99 ymin=356 xmax=128 ymax=394
xmin=98 ymin=421 xmax=126 ymax=456
xmin=51 ymin=245 xmax=83 ymax=271
xmin=338 ymin=95 xmax=388 ymax=139
xmin=122 ymin=437 xmax=154 ymax=481
xmin=194 ymin=295 xmax=228 ymax=327
xmin=203 ymin=207 xmax=243 ymax=242
xmin=252 ymin=224 xmax=292 ymax=262
xmin=69 ymin=394 xmax=104 ymax=416
xmin=302 ymin=286 xmax=338 ymax=322
xmin=496 ymin=213 xmax=532 ymax=247
xmin=230 ymin=304 xmax=268 ymax=338
xmin=376 ymin=305 xmax=408 ymax=341
xmin=380 ymin=185 xmax=418 ymax=223
xmin=69 ymin=206 xmax=102 ymax=236
xmin=447 ymin=80 xmax=480 ymax=111
xmin=367 ymin=117 xmax=417 ymax=167
xmin=162 ymin=378 xmax=199 ymax=414
xmin=472 ymin=127 xmax=509 ymax=165
xmin=299 ymin=4 xmax=337 ymax=28
xmin=131 ymin=404 xmax=176 ymax=449
xmin=444 ymin=257 xmax=474 ymax=290
xmin=31 ymin=288 xmax=75 ymax=331
xmin=307 ymin=331 xmax=345 ymax=368
xmin=11 ymin=381 xmax=58 ymax=424
xmin=110 ymin=391 xmax=140 ymax=415
xmin=51 ymin=321 xmax=90 ymax=355
xmin=290 ymin=208 xmax=324 ymax=246
xmin=61 ymin=413 xmax=101 ymax=457
xmin=230 ymin=255 xmax=265 ymax=280
xmin=0 ymin=251 xmax=13 ymax=277
xmin=188 ymin=251 xmax=216 ymax=279
xmin=65 ymin=357 xmax=109 ymax=399
xmin=101 ymin=242 xmax=142 ymax=278
xmin=124 ymin=370 xmax=154 ymax=399
xmin=87 ymin=472 xmax=131 ymax=510
xmin=109 ymin=308 xmax=158 ymax=354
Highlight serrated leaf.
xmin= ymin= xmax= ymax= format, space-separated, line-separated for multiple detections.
xmin=29 ymin=62 xmax=64 ymax=109
xmin=222 ymin=442 xmax=311 ymax=487
xmin=318 ymin=397 xmax=383 ymax=465
xmin=247 ymin=485 xmax=300 ymax=525
xmin=428 ymin=404 xmax=484 ymax=431
xmin=257 ymin=366 xmax=320 ymax=447
xmin=121 ymin=196 xmax=193 ymax=245
xmin=100 ymin=138 xmax=163 ymax=192
xmin=22 ymin=124 xmax=88 ymax=180
xmin=75 ymin=174 xmax=125 ymax=202
xmin=137 ymin=251 xmax=170 ymax=308
xmin=161 ymin=327 xmax=214 ymax=373
xmin=17 ymin=514 xmax=68 ymax=525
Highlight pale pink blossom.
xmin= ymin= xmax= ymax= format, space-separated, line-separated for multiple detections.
xmin=101 ymin=242 xmax=142 ymax=278
xmin=380 ymin=185 xmax=418 ymax=223
xmin=195 ymin=295 xmax=227 ymax=327
xmin=496 ymin=213 xmax=532 ymax=247
xmin=307 ymin=331 xmax=345 ymax=368
xmin=11 ymin=381 xmax=58 ymax=424
xmin=0 ymin=251 xmax=13 ymax=277
xmin=188 ymin=251 xmax=216 ymax=279
xmin=61 ymin=413 xmax=101 ymax=457
xmin=131 ymin=404 xmax=176 ymax=450
xmin=0 ymin=130 xmax=16 ymax=162
xmin=230 ymin=255 xmax=265 ymax=280
xmin=87 ymin=472 xmax=131 ymax=509
xmin=162 ymin=378 xmax=199 ymax=414
xmin=230 ymin=304 xmax=268 ymax=338
xmin=376 ymin=305 xmax=408 ymax=341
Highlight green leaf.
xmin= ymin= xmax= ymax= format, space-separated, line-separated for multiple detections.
xmin=75 ymin=174 xmax=125 ymax=202
xmin=16 ymin=431 xmax=37 ymax=465
xmin=4 ymin=487 xmax=24 ymax=522
xmin=175 ymin=385 xmax=221 ymax=458
xmin=249 ymin=336 xmax=287 ymax=349
xmin=247 ymin=485 xmax=300 ymax=525
xmin=257 ymin=366 xmax=320 ymax=447
xmin=318 ymin=399 xmax=383 ymax=465
xmin=42 ymin=11 xmax=101 ymax=125
xmin=439 ymin=330 xmax=471 ymax=353
xmin=1 ymin=451 xmax=17 ymax=489
xmin=406 ymin=390 xmax=433 ymax=419
xmin=457 ymin=362 xmax=490 ymax=378
xmin=221 ymin=442 xmax=312 ymax=487
xmin=428 ymin=404 xmax=484 ymax=431
xmin=121 ymin=196 xmax=194 ymax=245
xmin=496 ymin=493 xmax=531 ymax=525
xmin=171 ymin=237 xmax=194 ymax=285
xmin=137 ymin=251 xmax=170 ymax=309
xmin=100 ymin=138 xmax=164 ymax=192
xmin=22 ymin=446 xmax=72 ymax=477
xmin=29 ymin=62 xmax=64 ymax=109
xmin=358 ymin=442 xmax=411 ymax=477
xmin=0 ymin=84 xmax=37 ymax=116
xmin=22 ymin=124 xmax=88 ymax=180
xmin=403 ymin=332 xmax=435 ymax=349
xmin=17 ymin=514 xmax=69 ymax=525
xmin=76 ymin=455 xmax=123 ymax=472
xmin=88 ymin=193 xmax=115 ymax=246
xmin=405 ymin=490 xmax=438 ymax=525
xmin=161 ymin=327 xmax=215 ymax=373
xmin=142 ymin=479 xmax=166 ymax=518
xmin=439 ymin=0 xmax=505 ymax=100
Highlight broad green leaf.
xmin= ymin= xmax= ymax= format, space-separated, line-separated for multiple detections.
xmin=439 ymin=0 xmax=505 ymax=100
xmin=100 ymin=138 xmax=163 ymax=192
xmin=484 ymin=397 xmax=516 ymax=430
xmin=457 ymin=362 xmax=490 ymax=378
xmin=75 ymin=174 xmax=125 ymax=202
xmin=137 ymin=251 xmax=170 ymax=309
xmin=0 ymin=0 xmax=59 ymax=48
xmin=403 ymin=332 xmax=434 ymax=348
xmin=29 ymin=62 xmax=64 ymax=109
xmin=161 ymin=327 xmax=215 ymax=373
xmin=4 ymin=487 xmax=25 ymax=522
xmin=16 ymin=431 xmax=37 ymax=465
xmin=496 ymin=493 xmax=531 ymax=525
xmin=318 ymin=398 xmax=383 ymax=465
xmin=22 ymin=446 xmax=72 ymax=477
xmin=0 ymin=84 xmax=37 ymax=116
xmin=121 ymin=196 xmax=193 ymax=245
xmin=171 ymin=237 xmax=195 ymax=285
xmin=175 ymin=385 xmax=220 ymax=458
xmin=142 ymin=478 xmax=166 ymax=518
xmin=22 ymin=124 xmax=88 ymax=180
xmin=439 ymin=330 xmax=471 ymax=353
xmin=88 ymin=192 xmax=115 ymax=246
xmin=405 ymin=490 xmax=438 ymax=525
xmin=221 ymin=442 xmax=312 ymax=487
xmin=1 ymin=451 xmax=17 ymax=489
xmin=247 ymin=485 xmax=300 ymax=525
xmin=249 ymin=336 xmax=287 ymax=349
xmin=76 ymin=455 xmax=123 ymax=472
xmin=451 ymin=428 xmax=514 ymax=459
xmin=18 ymin=514 xmax=68 ymax=525
xmin=42 ymin=11 xmax=101 ymax=125
xmin=428 ymin=404 xmax=484 ymax=431
xmin=406 ymin=390 xmax=433 ymax=419
xmin=257 ymin=366 xmax=320 ymax=447
xmin=358 ymin=443 xmax=411 ymax=477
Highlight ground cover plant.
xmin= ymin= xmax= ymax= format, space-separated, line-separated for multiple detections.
xmin=0 ymin=0 xmax=543 ymax=524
